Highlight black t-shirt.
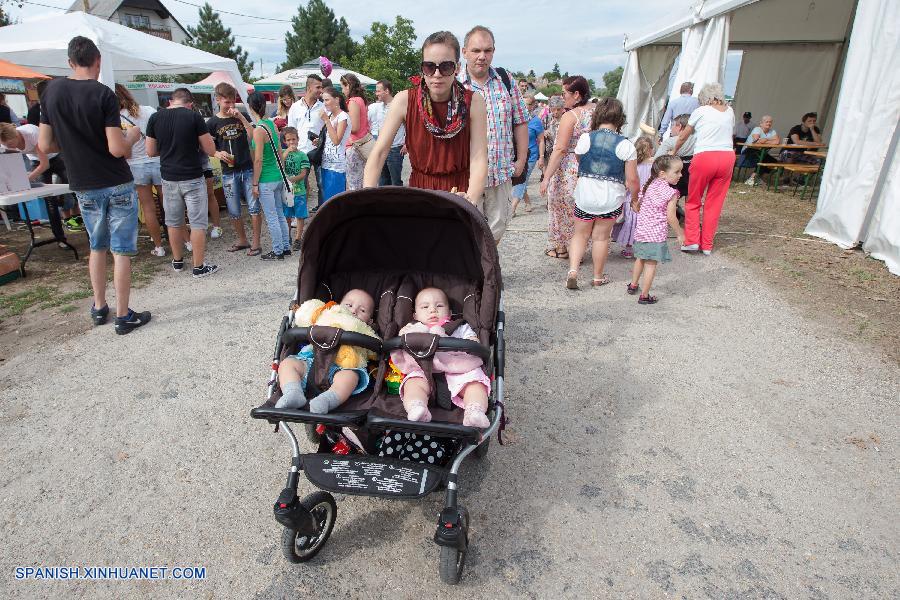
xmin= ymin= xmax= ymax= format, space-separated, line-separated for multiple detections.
xmin=205 ymin=113 xmax=253 ymax=173
xmin=146 ymin=107 xmax=208 ymax=181
xmin=26 ymin=103 xmax=41 ymax=126
xmin=39 ymin=78 xmax=132 ymax=191
xmin=788 ymin=124 xmax=820 ymax=143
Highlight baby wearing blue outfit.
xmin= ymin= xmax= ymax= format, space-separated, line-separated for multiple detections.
xmin=275 ymin=289 xmax=375 ymax=413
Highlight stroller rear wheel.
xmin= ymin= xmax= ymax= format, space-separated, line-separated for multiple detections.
xmin=280 ymin=491 xmax=337 ymax=563
xmin=438 ymin=506 xmax=469 ymax=584
xmin=304 ymin=423 xmax=321 ymax=446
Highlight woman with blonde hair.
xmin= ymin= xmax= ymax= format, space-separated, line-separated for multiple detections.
xmin=115 ymin=83 xmax=165 ymax=256
xmin=671 ymin=82 xmax=735 ymax=255
xmin=273 ymin=84 xmax=295 ymax=131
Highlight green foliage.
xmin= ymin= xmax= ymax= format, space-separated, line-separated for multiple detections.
xmin=0 ymin=6 xmax=13 ymax=27
xmin=527 ymin=69 xmax=536 ymax=78
xmin=283 ymin=0 xmax=356 ymax=70
xmin=342 ymin=16 xmax=418 ymax=91
xmin=602 ymin=66 xmax=624 ymax=98
xmin=183 ymin=3 xmax=252 ymax=81
xmin=539 ymin=84 xmax=562 ymax=97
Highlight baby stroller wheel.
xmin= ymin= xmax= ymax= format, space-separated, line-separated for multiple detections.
xmin=438 ymin=506 xmax=469 ymax=584
xmin=280 ymin=491 xmax=337 ymax=563
xmin=304 ymin=423 xmax=321 ymax=446
xmin=475 ymin=437 xmax=490 ymax=459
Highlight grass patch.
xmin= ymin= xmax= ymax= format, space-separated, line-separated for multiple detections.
xmin=58 ymin=304 xmax=78 ymax=314
xmin=0 ymin=285 xmax=91 ymax=318
xmin=852 ymin=269 xmax=875 ymax=283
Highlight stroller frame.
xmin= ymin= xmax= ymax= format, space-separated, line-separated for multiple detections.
xmin=251 ymin=188 xmax=506 ymax=584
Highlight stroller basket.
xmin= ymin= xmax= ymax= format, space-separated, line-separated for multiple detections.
xmin=302 ymin=453 xmax=445 ymax=499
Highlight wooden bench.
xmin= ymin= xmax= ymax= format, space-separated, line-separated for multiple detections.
xmin=759 ymin=163 xmax=820 ymax=198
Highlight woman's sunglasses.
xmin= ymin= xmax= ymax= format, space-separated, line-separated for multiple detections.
xmin=421 ymin=61 xmax=457 ymax=77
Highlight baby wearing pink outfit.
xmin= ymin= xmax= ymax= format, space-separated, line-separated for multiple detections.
xmin=390 ymin=288 xmax=491 ymax=428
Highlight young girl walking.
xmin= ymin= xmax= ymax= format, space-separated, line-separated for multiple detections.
xmin=565 ymin=97 xmax=640 ymax=289
xmin=627 ymin=155 xmax=685 ymax=304
xmin=613 ymin=135 xmax=655 ymax=258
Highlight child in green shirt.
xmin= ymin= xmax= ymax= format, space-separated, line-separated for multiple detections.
xmin=281 ymin=127 xmax=310 ymax=251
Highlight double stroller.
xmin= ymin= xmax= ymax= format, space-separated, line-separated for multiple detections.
xmin=251 ymin=187 xmax=506 ymax=584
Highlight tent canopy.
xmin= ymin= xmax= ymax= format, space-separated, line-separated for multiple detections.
xmin=195 ymin=70 xmax=254 ymax=93
xmin=533 ymin=92 xmax=548 ymax=100
xmin=254 ymin=60 xmax=376 ymax=92
xmin=0 ymin=12 xmax=248 ymax=101
xmin=0 ymin=58 xmax=50 ymax=80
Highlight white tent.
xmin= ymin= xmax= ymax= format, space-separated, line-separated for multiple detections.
xmin=255 ymin=60 xmax=376 ymax=91
xmin=0 ymin=12 xmax=248 ymax=102
xmin=533 ymin=92 xmax=548 ymax=101
xmin=619 ymin=0 xmax=900 ymax=275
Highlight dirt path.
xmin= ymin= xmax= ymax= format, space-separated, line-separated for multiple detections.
xmin=1 ymin=187 xmax=897 ymax=599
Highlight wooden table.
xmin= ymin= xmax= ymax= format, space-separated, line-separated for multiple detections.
xmin=0 ymin=183 xmax=79 ymax=276
xmin=804 ymin=150 xmax=828 ymax=159
xmin=736 ymin=143 xmax=828 ymax=184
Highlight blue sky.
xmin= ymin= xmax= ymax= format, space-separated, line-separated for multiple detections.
xmin=8 ymin=0 xmax=742 ymax=91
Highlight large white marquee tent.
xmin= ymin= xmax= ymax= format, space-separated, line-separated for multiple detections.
xmin=0 ymin=12 xmax=249 ymax=102
xmin=618 ymin=0 xmax=899 ymax=274
xmin=254 ymin=61 xmax=376 ymax=92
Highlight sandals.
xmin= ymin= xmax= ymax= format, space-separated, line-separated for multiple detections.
xmin=638 ymin=294 xmax=658 ymax=305
xmin=524 ymin=202 xmax=533 ymax=213
xmin=566 ymin=270 xmax=578 ymax=290
xmin=227 ymin=243 xmax=250 ymax=253
xmin=591 ymin=275 xmax=611 ymax=287
xmin=545 ymin=248 xmax=569 ymax=259
xmin=246 ymin=247 xmax=262 ymax=257
xmin=626 ymin=283 xmax=640 ymax=295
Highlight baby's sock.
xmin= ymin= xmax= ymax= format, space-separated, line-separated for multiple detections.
xmin=405 ymin=399 xmax=432 ymax=423
xmin=462 ymin=406 xmax=490 ymax=428
xmin=275 ymin=381 xmax=307 ymax=409
xmin=308 ymin=390 xmax=342 ymax=414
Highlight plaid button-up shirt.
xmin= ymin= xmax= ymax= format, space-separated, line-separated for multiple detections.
xmin=460 ymin=67 xmax=529 ymax=187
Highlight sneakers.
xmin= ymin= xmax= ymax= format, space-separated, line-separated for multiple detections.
xmin=744 ymin=174 xmax=757 ymax=185
xmin=702 ymin=250 xmax=712 ymax=256
xmin=150 ymin=246 xmax=166 ymax=257
xmin=90 ymin=303 xmax=109 ymax=326
xmin=210 ymin=226 xmax=223 ymax=239
xmin=172 ymin=258 xmax=184 ymax=272
xmin=64 ymin=216 xmax=84 ymax=232
xmin=260 ymin=251 xmax=284 ymax=261
xmin=291 ymin=239 xmax=302 ymax=251
xmin=114 ymin=308 xmax=151 ymax=335
xmin=184 ymin=241 xmax=193 ymax=253
xmin=192 ymin=263 xmax=219 ymax=278
xmin=282 ymin=249 xmax=293 ymax=257
xmin=680 ymin=244 xmax=699 ymax=253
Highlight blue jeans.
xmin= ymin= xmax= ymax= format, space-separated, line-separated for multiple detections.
xmin=75 ymin=182 xmax=139 ymax=255
xmin=512 ymin=159 xmax=537 ymax=199
xmin=222 ymin=168 xmax=260 ymax=218
xmin=379 ymin=145 xmax=404 ymax=186
xmin=258 ymin=181 xmax=290 ymax=253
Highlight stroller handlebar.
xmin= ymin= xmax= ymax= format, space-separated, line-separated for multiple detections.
xmin=282 ymin=327 xmax=384 ymax=354
xmin=383 ymin=335 xmax=491 ymax=363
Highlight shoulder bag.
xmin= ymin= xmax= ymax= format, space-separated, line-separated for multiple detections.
xmin=257 ymin=119 xmax=293 ymax=195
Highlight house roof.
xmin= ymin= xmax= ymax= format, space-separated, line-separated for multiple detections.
xmin=66 ymin=0 xmax=190 ymax=38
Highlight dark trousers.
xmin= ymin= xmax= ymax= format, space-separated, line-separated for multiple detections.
xmin=379 ymin=145 xmax=404 ymax=186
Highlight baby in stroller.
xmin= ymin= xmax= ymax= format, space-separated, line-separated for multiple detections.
xmin=392 ymin=287 xmax=491 ymax=428
xmin=276 ymin=289 xmax=376 ymax=413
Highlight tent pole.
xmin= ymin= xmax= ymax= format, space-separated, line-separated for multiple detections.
xmin=856 ymin=118 xmax=900 ymax=245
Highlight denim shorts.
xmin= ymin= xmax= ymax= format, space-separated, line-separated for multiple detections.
xmin=296 ymin=345 xmax=370 ymax=395
xmin=129 ymin=161 xmax=162 ymax=186
xmin=75 ymin=182 xmax=139 ymax=255
xmin=283 ymin=194 xmax=309 ymax=219
xmin=162 ymin=177 xmax=208 ymax=230
xmin=222 ymin=168 xmax=260 ymax=218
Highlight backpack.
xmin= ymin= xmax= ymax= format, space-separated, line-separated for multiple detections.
xmin=495 ymin=67 xmax=527 ymax=185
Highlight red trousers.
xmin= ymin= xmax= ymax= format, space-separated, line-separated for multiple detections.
xmin=685 ymin=151 xmax=735 ymax=250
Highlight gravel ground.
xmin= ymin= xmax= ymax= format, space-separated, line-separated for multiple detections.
xmin=1 ymin=182 xmax=898 ymax=599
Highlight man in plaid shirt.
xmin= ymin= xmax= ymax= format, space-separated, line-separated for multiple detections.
xmin=460 ymin=25 xmax=529 ymax=243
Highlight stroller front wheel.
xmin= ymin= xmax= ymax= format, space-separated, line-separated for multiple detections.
xmin=439 ymin=545 xmax=466 ymax=584
xmin=280 ymin=491 xmax=337 ymax=563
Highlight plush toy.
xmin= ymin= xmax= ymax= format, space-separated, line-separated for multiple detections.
xmin=293 ymin=299 xmax=380 ymax=369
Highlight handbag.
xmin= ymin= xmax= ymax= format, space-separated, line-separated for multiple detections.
xmin=306 ymin=124 xmax=327 ymax=167
xmin=257 ymin=120 xmax=292 ymax=195
xmin=350 ymin=132 xmax=376 ymax=161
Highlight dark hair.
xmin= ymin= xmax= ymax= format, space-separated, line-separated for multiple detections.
xmin=214 ymin=82 xmax=237 ymax=100
xmin=422 ymin=31 xmax=461 ymax=62
xmin=246 ymin=91 xmax=267 ymax=117
xmin=340 ymin=73 xmax=367 ymax=104
xmin=562 ymin=75 xmax=590 ymax=107
xmin=35 ymin=79 xmax=49 ymax=98
xmin=802 ymin=112 xmax=818 ymax=122
xmin=67 ymin=36 xmax=101 ymax=68
xmin=115 ymin=83 xmax=140 ymax=118
xmin=321 ymin=86 xmax=348 ymax=112
xmin=463 ymin=25 xmax=495 ymax=47
xmin=321 ymin=78 xmax=333 ymax=89
xmin=377 ymin=79 xmax=393 ymax=95
xmin=590 ymin=97 xmax=626 ymax=131
xmin=306 ymin=73 xmax=322 ymax=84
xmin=642 ymin=155 xmax=683 ymax=197
xmin=277 ymin=85 xmax=296 ymax=117
xmin=281 ymin=126 xmax=298 ymax=139
xmin=171 ymin=87 xmax=193 ymax=104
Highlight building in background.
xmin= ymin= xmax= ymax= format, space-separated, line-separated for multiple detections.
xmin=66 ymin=0 xmax=190 ymax=43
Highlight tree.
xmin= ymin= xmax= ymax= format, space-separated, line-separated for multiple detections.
xmin=542 ymin=63 xmax=562 ymax=82
xmin=0 ymin=0 xmax=19 ymax=26
xmin=342 ymin=16 xmax=418 ymax=92
xmin=183 ymin=3 xmax=252 ymax=81
xmin=602 ymin=66 xmax=624 ymax=98
xmin=0 ymin=7 xmax=12 ymax=27
xmin=527 ymin=69 xmax=536 ymax=79
xmin=283 ymin=0 xmax=356 ymax=70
